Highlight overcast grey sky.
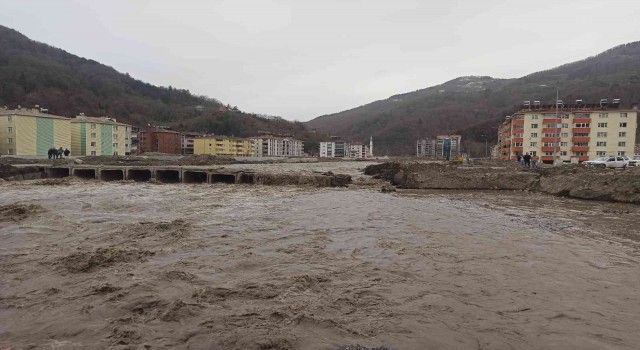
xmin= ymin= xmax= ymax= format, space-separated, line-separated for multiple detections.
xmin=1 ymin=0 xmax=639 ymax=121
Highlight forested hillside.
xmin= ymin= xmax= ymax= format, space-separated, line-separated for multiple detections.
xmin=307 ymin=42 xmax=640 ymax=156
xmin=0 ymin=25 xmax=308 ymax=139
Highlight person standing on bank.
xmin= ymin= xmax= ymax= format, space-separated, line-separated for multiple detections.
xmin=523 ymin=152 xmax=531 ymax=167
xmin=64 ymin=148 xmax=70 ymax=157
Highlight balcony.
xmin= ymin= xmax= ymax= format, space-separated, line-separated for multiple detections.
xmin=542 ymin=128 xmax=559 ymax=133
xmin=572 ymin=137 xmax=590 ymax=143
xmin=574 ymin=156 xmax=589 ymax=162
xmin=541 ymin=146 xmax=556 ymax=152
xmin=512 ymin=119 xmax=525 ymax=125
xmin=573 ymin=127 xmax=591 ymax=133
xmin=512 ymin=146 xmax=523 ymax=152
xmin=541 ymin=156 xmax=555 ymax=162
xmin=541 ymin=137 xmax=557 ymax=143
xmin=573 ymin=118 xmax=591 ymax=124
xmin=571 ymin=146 xmax=589 ymax=152
xmin=543 ymin=118 xmax=560 ymax=124
xmin=511 ymin=137 xmax=523 ymax=143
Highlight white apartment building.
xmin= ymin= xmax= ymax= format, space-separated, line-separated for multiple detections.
xmin=252 ymin=136 xmax=304 ymax=157
xmin=416 ymin=135 xmax=462 ymax=159
xmin=349 ymin=143 xmax=370 ymax=158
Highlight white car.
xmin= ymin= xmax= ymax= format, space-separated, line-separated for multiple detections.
xmin=584 ymin=156 xmax=628 ymax=168
xmin=622 ymin=157 xmax=638 ymax=167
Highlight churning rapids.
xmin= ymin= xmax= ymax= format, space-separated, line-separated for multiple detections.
xmin=1 ymin=164 xmax=639 ymax=349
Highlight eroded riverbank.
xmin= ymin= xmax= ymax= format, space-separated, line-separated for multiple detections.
xmin=1 ymin=180 xmax=639 ymax=349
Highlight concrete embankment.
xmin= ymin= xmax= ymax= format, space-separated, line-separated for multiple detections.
xmin=365 ymin=162 xmax=640 ymax=204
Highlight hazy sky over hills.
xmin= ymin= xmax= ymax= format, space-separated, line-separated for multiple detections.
xmin=1 ymin=0 xmax=639 ymax=121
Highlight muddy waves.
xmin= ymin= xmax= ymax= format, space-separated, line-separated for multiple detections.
xmin=1 ymin=181 xmax=640 ymax=349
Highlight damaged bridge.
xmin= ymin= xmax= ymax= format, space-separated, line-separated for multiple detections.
xmin=37 ymin=165 xmax=351 ymax=187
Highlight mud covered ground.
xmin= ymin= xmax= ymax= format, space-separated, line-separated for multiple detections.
xmin=1 ymin=179 xmax=640 ymax=349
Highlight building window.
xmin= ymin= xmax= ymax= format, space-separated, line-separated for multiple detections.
xmin=560 ymin=142 xmax=568 ymax=147
xmin=620 ymin=122 xmax=627 ymax=127
xmin=597 ymin=123 xmax=608 ymax=128
xmin=573 ymin=133 xmax=589 ymax=137
xmin=618 ymin=151 xmax=626 ymax=156
xmin=619 ymin=132 xmax=626 ymax=137
xmin=91 ymin=151 xmax=96 ymax=156
xmin=573 ymin=142 xmax=588 ymax=147
xmin=618 ymin=141 xmax=626 ymax=147
xmin=596 ymin=151 xmax=606 ymax=156
xmin=561 ymin=114 xmax=570 ymax=119
xmin=562 ymin=123 xmax=568 ymax=128
xmin=544 ymin=133 xmax=559 ymax=138
xmin=596 ymin=141 xmax=607 ymax=146
xmin=114 ymin=126 xmax=119 ymax=131
xmin=561 ymin=151 xmax=568 ymax=156
xmin=598 ymin=113 xmax=608 ymax=118
xmin=531 ymin=124 xmax=538 ymax=129
xmin=113 ymin=134 xmax=118 ymax=140
xmin=530 ymin=142 xmax=537 ymax=147
xmin=532 ymin=114 xmax=539 ymax=119
xmin=530 ymin=133 xmax=538 ymax=138
xmin=597 ymin=132 xmax=607 ymax=137
xmin=620 ymin=113 xmax=627 ymax=118
xmin=7 ymin=116 xmax=12 ymax=122
xmin=7 ymin=138 xmax=13 ymax=144
xmin=543 ymin=142 xmax=556 ymax=147
xmin=91 ymin=133 xmax=96 ymax=138
xmin=572 ymin=151 xmax=584 ymax=156
xmin=574 ymin=123 xmax=590 ymax=128
xmin=113 ymin=143 xmax=118 ymax=148
xmin=561 ymin=133 xmax=569 ymax=138
xmin=90 ymin=123 xmax=96 ymax=129
xmin=90 ymin=142 xmax=96 ymax=147
xmin=7 ymin=149 xmax=13 ymax=155
xmin=113 ymin=151 xmax=119 ymax=156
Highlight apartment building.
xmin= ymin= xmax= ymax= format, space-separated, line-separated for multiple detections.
xmin=498 ymin=99 xmax=638 ymax=163
xmin=416 ymin=135 xmax=462 ymax=159
xmin=0 ymin=107 xmax=71 ymax=156
xmin=349 ymin=143 xmax=370 ymax=158
xmin=182 ymin=132 xmax=202 ymax=155
xmin=70 ymin=114 xmax=132 ymax=156
xmin=319 ymin=140 xmax=348 ymax=158
xmin=193 ymin=136 xmax=254 ymax=156
xmin=139 ymin=127 xmax=182 ymax=154
xmin=252 ymin=136 xmax=304 ymax=157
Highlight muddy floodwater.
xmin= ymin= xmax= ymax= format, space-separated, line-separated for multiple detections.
xmin=1 ymin=172 xmax=640 ymax=349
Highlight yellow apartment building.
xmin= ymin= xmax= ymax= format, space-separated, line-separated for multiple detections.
xmin=193 ymin=136 xmax=254 ymax=156
xmin=0 ymin=107 xmax=71 ymax=156
xmin=70 ymin=114 xmax=132 ymax=156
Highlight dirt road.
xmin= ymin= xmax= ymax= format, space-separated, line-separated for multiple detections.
xmin=1 ymin=179 xmax=639 ymax=349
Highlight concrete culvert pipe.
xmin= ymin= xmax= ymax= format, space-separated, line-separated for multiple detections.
xmin=156 ymin=170 xmax=180 ymax=183
xmin=73 ymin=169 xmax=96 ymax=179
xmin=183 ymin=171 xmax=208 ymax=184
xmin=128 ymin=169 xmax=152 ymax=182
xmin=211 ymin=173 xmax=236 ymax=184
xmin=238 ymin=173 xmax=255 ymax=184
xmin=49 ymin=168 xmax=70 ymax=178
xmin=100 ymin=169 xmax=124 ymax=181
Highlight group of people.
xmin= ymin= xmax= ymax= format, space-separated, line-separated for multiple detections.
xmin=48 ymin=147 xmax=70 ymax=159
xmin=517 ymin=152 xmax=539 ymax=168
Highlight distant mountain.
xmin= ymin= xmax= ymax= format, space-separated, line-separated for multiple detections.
xmin=307 ymin=42 xmax=640 ymax=156
xmin=0 ymin=25 xmax=307 ymax=139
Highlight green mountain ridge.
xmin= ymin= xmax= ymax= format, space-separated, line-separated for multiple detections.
xmin=0 ymin=25 xmax=307 ymax=140
xmin=307 ymin=42 xmax=640 ymax=156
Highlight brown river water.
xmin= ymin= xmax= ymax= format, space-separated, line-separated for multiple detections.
xmin=1 ymin=162 xmax=639 ymax=349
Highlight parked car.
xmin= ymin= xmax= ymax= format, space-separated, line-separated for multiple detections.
xmin=622 ymin=156 xmax=638 ymax=167
xmin=583 ymin=156 xmax=628 ymax=168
